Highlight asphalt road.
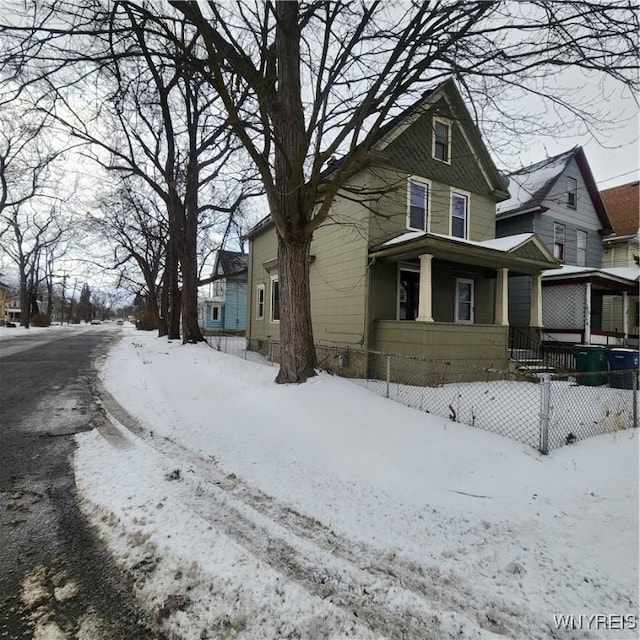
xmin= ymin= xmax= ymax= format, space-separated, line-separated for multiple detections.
xmin=0 ymin=327 xmax=165 ymax=639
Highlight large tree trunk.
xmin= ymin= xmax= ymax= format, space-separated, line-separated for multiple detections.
xmin=275 ymin=232 xmax=317 ymax=383
xmin=158 ymin=267 xmax=169 ymax=337
xmin=271 ymin=1 xmax=317 ymax=383
xmin=180 ymin=135 xmax=205 ymax=344
xmin=165 ymin=233 xmax=181 ymax=340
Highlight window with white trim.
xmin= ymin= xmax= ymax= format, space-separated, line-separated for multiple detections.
xmin=407 ymin=178 xmax=429 ymax=231
xmin=554 ymin=223 xmax=566 ymax=261
xmin=455 ymin=278 xmax=474 ymax=323
xmin=451 ymin=192 xmax=469 ymax=239
xmin=576 ymin=230 xmax=587 ymax=266
xmin=567 ymin=177 xmax=577 ymax=208
xmin=212 ymin=306 xmax=220 ymax=321
xmin=270 ymin=276 xmax=280 ymax=322
xmin=432 ymin=118 xmax=451 ymax=163
xmin=256 ymin=285 xmax=265 ymax=319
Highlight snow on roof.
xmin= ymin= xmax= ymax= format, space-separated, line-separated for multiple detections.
xmin=541 ymin=265 xmax=640 ymax=282
xmin=379 ymin=230 xmax=427 ymax=247
xmin=497 ymin=149 xmax=575 ymax=216
xmin=479 ymin=233 xmax=536 ymax=251
xmin=380 ymin=231 xmax=537 ymax=254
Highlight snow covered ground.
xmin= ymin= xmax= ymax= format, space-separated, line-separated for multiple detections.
xmin=66 ymin=327 xmax=639 ymax=638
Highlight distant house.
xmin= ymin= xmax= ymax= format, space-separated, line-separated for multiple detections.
xmin=199 ymin=250 xmax=248 ymax=334
xmin=600 ymin=180 xmax=640 ymax=339
xmin=5 ymin=291 xmax=21 ymax=324
xmin=0 ymin=276 xmax=9 ymax=325
xmin=246 ymin=79 xmax=559 ymax=375
xmin=495 ymin=147 xmax=636 ymax=347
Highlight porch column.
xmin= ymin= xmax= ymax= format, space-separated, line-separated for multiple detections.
xmin=623 ymin=291 xmax=629 ymax=341
xmin=416 ymin=253 xmax=434 ymax=322
xmin=584 ymin=282 xmax=592 ymax=345
xmin=530 ymin=274 xmax=543 ymax=327
xmin=494 ymin=267 xmax=509 ymax=326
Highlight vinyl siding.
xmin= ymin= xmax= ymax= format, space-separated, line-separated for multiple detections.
xmin=247 ymin=226 xmax=279 ymax=341
xmin=223 ymin=279 xmax=247 ymax=332
xmin=247 ymin=177 xmax=370 ymax=348
xmin=602 ymin=238 xmax=639 ymax=268
xmin=310 ymin=180 xmax=369 ymax=347
xmin=381 ymin=97 xmax=494 ymax=198
xmin=368 ymin=166 xmax=498 ymax=246
xmin=374 ymin=321 xmax=508 ymax=369
xmin=534 ymin=158 xmax=604 ymax=267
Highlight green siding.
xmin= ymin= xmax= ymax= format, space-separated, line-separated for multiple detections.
xmin=382 ymin=98 xmax=493 ymax=197
xmin=247 ymin=176 xmax=370 ymax=347
xmin=374 ymin=321 xmax=508 ymax=369
xmin=368 ymin=167 xmax=498 ymax=247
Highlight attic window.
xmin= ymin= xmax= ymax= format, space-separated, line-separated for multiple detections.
xmin=432 ymin=118 xmax=451 ymax=163
xmin=567 ymin=177 xmax=577 ymax=208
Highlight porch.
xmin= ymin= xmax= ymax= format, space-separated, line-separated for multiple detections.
xmin=373 ymin=320 xmax=508 ymax=370
xmin=366 ymin=231 xmax=558 ymax=368
xmin=541 ymin=266 xmax=639 ymax=347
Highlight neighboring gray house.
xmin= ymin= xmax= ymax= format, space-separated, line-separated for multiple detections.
xmin=496 ymin=147 xmax=620 ymax=345
xmin=198 ymin=250 xmax=248 ymax=334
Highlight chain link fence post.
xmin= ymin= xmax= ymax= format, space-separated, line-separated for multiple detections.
xmin=539 ymin=373 xmax=551 ymax=454
xmin=634 ymin=369 xmax=638 ymax=429
xmin=385 ymin=355 xmax=391 ymax=398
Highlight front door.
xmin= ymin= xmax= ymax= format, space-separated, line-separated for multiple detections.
xmin=399 ymin=269 xmax=420 ymax=320
xmin=455 ymin=278 xmax=474 ymax=323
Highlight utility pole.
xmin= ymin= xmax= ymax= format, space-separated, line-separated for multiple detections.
xmin=68 ymin=278 xmax=78 ymax=324
xmin=53 ymin=273 xmax=67 ymax=325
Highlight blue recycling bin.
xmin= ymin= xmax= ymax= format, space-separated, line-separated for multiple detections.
xmin=608 ymin=348 xmax=639 ymax=390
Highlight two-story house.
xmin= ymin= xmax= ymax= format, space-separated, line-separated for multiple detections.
xmin=199 ymin=250 xmax=248 ymax=334
xmin=0 ymin=275 xmax=9 ymax=325
xmin=496 ymin=147 xmax=636 ymax=347
xmin=247 ymin=79 xmax=559 ymax=376
xmin=600 ymin=180 xmax=640 ymax=342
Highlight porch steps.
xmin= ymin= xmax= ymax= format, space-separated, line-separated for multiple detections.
xmin=509 ymin=349 xmax=556 ymax=375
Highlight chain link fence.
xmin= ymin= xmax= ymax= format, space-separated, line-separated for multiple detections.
xmin=208 ymin=337 xmax=639 ymax=454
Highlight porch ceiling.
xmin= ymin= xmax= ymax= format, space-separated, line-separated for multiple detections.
xmin=369 ymin=232 xmax=558 ymax=275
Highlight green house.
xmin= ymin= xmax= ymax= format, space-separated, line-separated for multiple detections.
xmin=246 ymin=80 xmax=559 ymax=374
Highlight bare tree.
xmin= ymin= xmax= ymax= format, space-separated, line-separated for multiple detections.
xmin=0 ymin=93 xmax=71 ymax=327
xmin=0 ymin=2 xmax=259 ymax=342
xmin=161 ymin=0 xmax=638 ymax=383
xmin=91 ymin=179 xmax=168 ymax=332
xmin=1 ymin=2 xmax=637 ymax=377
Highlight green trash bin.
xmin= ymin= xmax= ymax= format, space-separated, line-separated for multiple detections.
xmin=571 ymin=345 xmax=608 ymax=385
xmin=608 ymin=348 xmax=639 ymax=390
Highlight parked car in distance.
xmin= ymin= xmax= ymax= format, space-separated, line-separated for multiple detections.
xmin=90 ymin=319 xmax=101 ymax=325
xmin=116 ymin=319 xmax=124 ymax=325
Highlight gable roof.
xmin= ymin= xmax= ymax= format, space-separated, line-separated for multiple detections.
xmin=248 ymin=78 xmax=510 ymax=239
xmin=372 ymin=78 xmax=510 ymax=200
xmin=215 ymin=250 xmax=248 ymax=275
xmin=600 ymin=180 xmax=639 ymax=236
xmin=496 ymin=146 xmax=612 ymax=231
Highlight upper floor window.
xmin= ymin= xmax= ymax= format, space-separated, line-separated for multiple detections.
xmin=432 ymin=118 xmax=451 ymax=163
xmin=554 ymin=222 xmax=566 ymax=261
xmin=576 ymin=230 xmax=587 ymax=266
xmin=451 ymin=191 xmax=469 ymax=239
xmin=407 ymin=178 xmax=429 ymax=231
xmin=567 ymin=177 xmax=577 ymax=208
